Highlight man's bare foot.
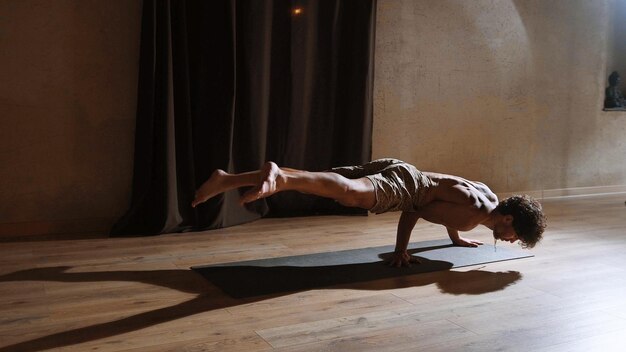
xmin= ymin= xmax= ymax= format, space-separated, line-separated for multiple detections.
xmin=191 ymin=169 xmax=228 ymax=208
xmin=240 ymin=162 xmax=283 ymax=204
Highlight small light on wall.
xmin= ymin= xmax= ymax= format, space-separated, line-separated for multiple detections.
xmin=292 ymin=7 xmax=303 ymax=16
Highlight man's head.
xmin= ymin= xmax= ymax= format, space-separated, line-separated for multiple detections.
xmin=493 ymin=195 xmax=546 ymax=248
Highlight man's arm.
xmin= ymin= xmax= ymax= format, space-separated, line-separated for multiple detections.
xmin=388 ymin=211 xmax=422 ymax=267
xmin=395 ymin=211 xmax=420 ymax=252
xmin=446 ymin=227 xmax=483 ymax=247
xmin=405 ymin=201 xmax=485 ymax=247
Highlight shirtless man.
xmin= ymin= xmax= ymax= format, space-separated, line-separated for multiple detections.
xmin=192 ymin=159 xmax=546 ymax=267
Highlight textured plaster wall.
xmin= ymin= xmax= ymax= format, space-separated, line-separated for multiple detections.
xmin=0 ymin=0 xmax=141 ymax=226
xmin=1 ymin=0 xmax=625 ymax=234
xmin=374 ymin=0 xmax=626 ymax=193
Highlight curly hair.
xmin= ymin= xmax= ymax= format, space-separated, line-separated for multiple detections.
xmin=494 ymin=195 xmax=547 ymax=248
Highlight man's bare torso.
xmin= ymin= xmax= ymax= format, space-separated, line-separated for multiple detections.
xmin=416 ymin=172 xmax=499 ymax=232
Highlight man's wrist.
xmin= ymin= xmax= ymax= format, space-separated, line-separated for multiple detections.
xmin=448 ymin=232 xmax=460 ymax=240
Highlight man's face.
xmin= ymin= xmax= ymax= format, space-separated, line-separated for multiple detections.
xmin=493 ymin=215 xmax=519 ymax=243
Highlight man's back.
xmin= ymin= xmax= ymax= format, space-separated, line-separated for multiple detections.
xmin=418 ymin=172 xmax=499 ymax=231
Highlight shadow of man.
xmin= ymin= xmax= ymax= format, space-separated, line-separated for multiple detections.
xmin=0 ymin=262 xmax=521 ymax=351
xmin=0 ymin=235 xmax=522 ymax=352
xmin=195 ymin=243 xmax=522 ymax=298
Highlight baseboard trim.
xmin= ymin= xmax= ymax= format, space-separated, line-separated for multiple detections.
xmin=0 ymin=217 xmax=115 ymax=238
xmin=497 ymin=185 xmax=626 ymax=200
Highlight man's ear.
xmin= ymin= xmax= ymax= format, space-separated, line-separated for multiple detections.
xmin=503 ymin=214 xmax=514 ymax=224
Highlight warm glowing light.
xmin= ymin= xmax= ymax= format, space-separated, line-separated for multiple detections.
xmin=293 ymin=7 xmax=303 ymax=15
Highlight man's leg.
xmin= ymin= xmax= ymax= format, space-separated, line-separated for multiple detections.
xmin=191 ymin=162 xmax=376 ymax=209
xmin=191 ymin=167 xmax=260 ymax=208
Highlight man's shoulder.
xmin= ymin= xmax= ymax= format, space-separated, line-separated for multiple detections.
xmin=464 ymin=181 xmax=498 ymax=212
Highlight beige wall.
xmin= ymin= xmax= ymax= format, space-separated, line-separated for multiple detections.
xmin=374 ymin=0 xmax=626 ymax=193
xmin=1 ymin=0 xmax=625 ymax=235
xmin=0 ymin=0 xmax=141 ymax=233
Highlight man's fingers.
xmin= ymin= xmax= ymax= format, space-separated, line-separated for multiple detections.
xmin=409 ymin=256 xmax=422 ymax=264
xmin=388 ymin=258 xmax=414 ymax=268
xmin=388 ymin=258 xmax=406 ymax=267
xmin=191 ymin=197 xmax=204 ymax=208
xmin=387 ymin=253 xmax=422 ymax=268
xmin=455 ymin=238 xmax=484 ymax=247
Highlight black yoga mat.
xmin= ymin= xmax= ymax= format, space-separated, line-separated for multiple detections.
xmin=192 ymin=239 xmax=533 ymax=298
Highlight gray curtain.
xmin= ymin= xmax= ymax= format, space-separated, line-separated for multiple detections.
xmin=111 ymin=0 xmax=377 ymax=236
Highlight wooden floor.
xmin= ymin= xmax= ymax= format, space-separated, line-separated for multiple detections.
xmin=1 ymin=193 xmax=626 ymax=351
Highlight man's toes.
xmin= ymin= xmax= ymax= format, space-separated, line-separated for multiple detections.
xmin=191 ymin=197 xmax=203 ymax=207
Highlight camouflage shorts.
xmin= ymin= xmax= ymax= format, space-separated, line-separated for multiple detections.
xmin=331 ymin=158 xmax=433 ymax=214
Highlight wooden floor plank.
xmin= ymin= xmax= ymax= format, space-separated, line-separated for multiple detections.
xmin=0 ymin=193 xmax=625 ymax=351
xmin=271 ymin=319 xmax=475 ymax=352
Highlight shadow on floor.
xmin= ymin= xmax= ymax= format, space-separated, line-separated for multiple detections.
xmin=0 ymin=260 xmax=521 ymax=351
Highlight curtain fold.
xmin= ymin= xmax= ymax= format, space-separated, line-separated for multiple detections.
xmin=111 ymin=0 xmax=377 ymax=236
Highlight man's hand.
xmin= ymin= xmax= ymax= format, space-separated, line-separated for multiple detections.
xmin=387 ymin=250 xmax=421 ymax=267
xmin=452 ymin=236 xmax=483 ymax=247
xmin=447 ymin=227 xmax=483 ymax=248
